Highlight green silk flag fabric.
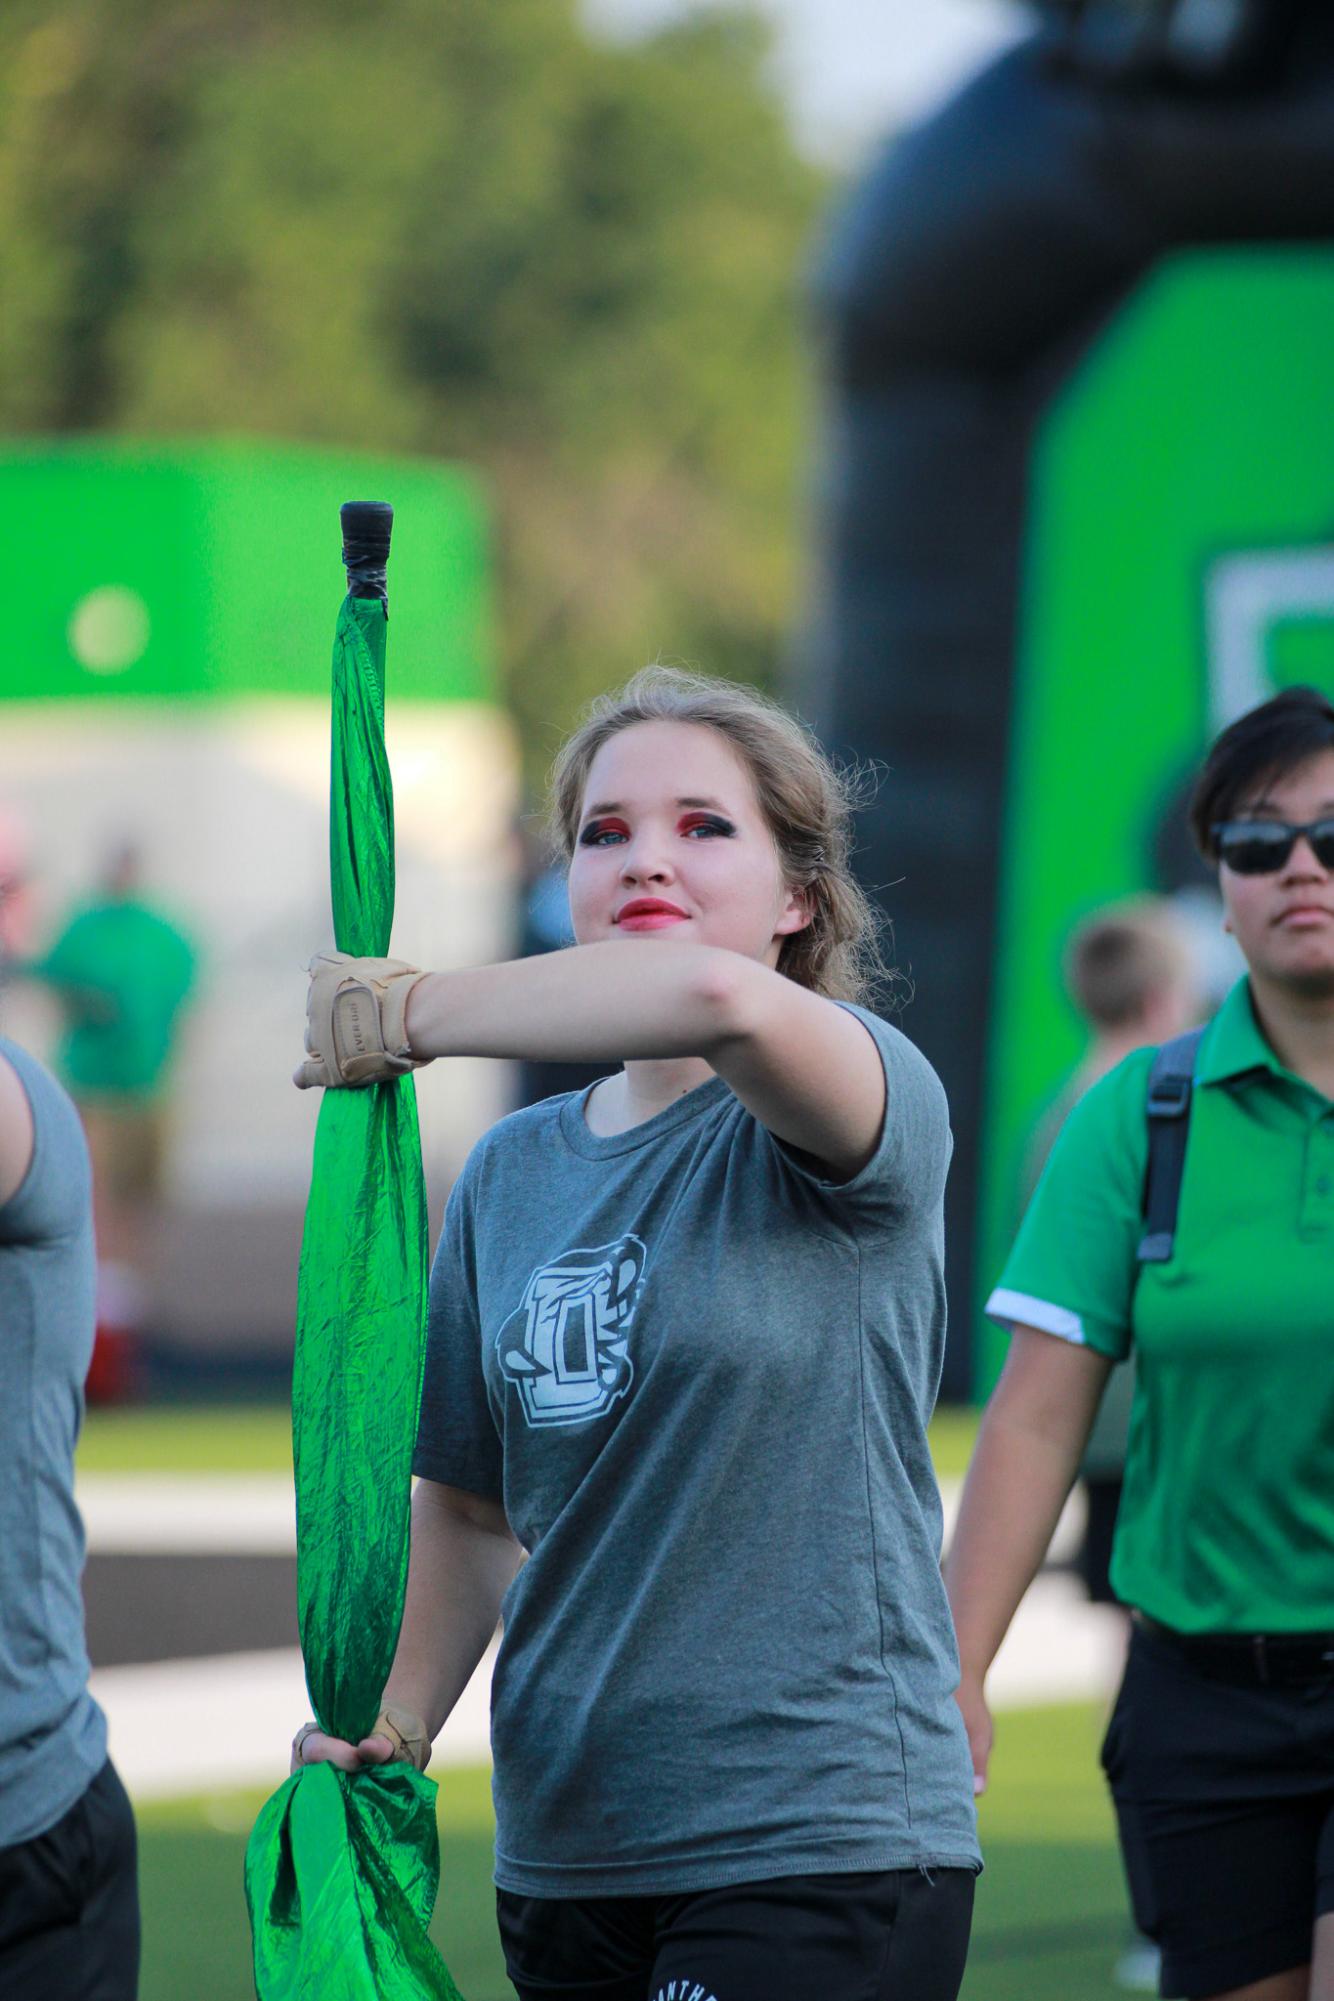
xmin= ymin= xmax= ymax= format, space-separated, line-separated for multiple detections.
xmin=244 ymin=593 xmax=465 ymax=1999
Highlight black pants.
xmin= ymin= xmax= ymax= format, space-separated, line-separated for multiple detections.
xmin=497 ymin=1867 xmax=976 ymax=2001
xmin=1103 ymin=1622 xmax=1334 ymax=1998
xmin=0 ymin=1759 xmax=140 ymax=2001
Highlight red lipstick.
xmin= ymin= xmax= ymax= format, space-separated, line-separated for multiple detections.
xmin=616 ymin=898 xmax=688 ymax=932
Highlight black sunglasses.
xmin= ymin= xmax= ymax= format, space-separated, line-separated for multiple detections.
xmin=1212 ymin=818 xmax=1334 ymax=874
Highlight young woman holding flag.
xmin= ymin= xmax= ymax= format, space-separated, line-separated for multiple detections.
xmin=290 ymin=666 xmax=979 ymax=2001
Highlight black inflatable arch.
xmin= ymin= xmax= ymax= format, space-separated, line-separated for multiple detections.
xmin=803 ymin=5 xmax=1334 ymax=1394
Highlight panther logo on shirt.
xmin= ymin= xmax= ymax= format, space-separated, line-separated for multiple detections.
xmin=498 ymin=1234 xmax=645 ymax=1428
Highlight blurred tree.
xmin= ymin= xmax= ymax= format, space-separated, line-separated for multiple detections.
xmin=0 ymin=0 xmax=822 ymax=784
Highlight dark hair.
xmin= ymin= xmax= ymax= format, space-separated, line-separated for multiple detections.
xmin=547 ymin=665 xmax=891 ymax=1006
xmin=1189 ymin=684 xmax=1334 ymax=860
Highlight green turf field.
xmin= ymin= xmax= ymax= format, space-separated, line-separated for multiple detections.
xmin=81 ymin=1401 xmax=982 ymax=1481
xmin=80 ymin=1403 xmax=295 ymax=1474
xmin=925 ymin=1403 xmax=978 ymax=1482
xmin=137 ymin=1705 xmax=1132 ymax=2001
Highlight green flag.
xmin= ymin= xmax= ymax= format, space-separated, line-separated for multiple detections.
xmin=244 ymin=504 xmax=465 ymax=2000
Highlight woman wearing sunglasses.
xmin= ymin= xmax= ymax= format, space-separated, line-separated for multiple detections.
xmin=948 ymin=684 xmax=1334 ymax=2001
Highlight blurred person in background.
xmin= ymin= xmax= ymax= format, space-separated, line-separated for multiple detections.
xmin=1025 ymin=899 xmax=1196 ymax=1623
xmin=949 ymin=686 xmax=1334 ymax=2001
xmin=0 ymin=1035 xmax=139 ymax=1997
xmin=0 ymin=806 xmax=36 ymax=964
xmin=1026 ymin=900 xmax=1197 ymax=1191
xmin=291 ymin=667 xmax=980 ymax=2001
xmin=24 ymin=839 xmax=196 ymax=1398
xmin=1024 ymin=899 xmax=1197 ymax=1993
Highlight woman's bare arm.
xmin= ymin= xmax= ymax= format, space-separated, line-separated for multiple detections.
xmin=402 ymin=942 xmax=886 ymax=1179
xmin=296 ymin=1478 xmax=523 ymax=1772
xmin=380 ymin=1480 xmax=523 ymax=1737
xmin=945 ymin=1326 xmax=1113 ymax=1790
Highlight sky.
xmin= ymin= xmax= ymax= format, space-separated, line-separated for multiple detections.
xmin=581 ymin=0 xmax=1032 ymax=164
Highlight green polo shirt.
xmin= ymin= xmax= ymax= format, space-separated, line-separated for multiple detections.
xmin=989 ymin=978 xmax=1334 ymax=1634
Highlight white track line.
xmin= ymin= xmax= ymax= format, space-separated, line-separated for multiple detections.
xmin=94 ymin=1576 xmax=1121 ymax=1802
xmin=83 ymin=1472 xmax=1117 ymax=1799
xmin=77 ymin=1475 xmax=1084 ymax=1562
xmin=93 ymin=1637 xmax=497 ymax=1801
xmin=78 ymin=1475 xmax=296 ymax=1554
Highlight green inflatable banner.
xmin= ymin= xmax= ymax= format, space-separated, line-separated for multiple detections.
xmin=975 ymin=251 xmax=1334 ymax=1391
xmin=244 ymin=505 xmax=465 ymax=1999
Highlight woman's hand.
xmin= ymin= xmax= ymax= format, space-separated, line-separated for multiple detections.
xmin=954 ymin=1673 xmax=993 ymax=1798
xmin=290 ymin=1723 xmax=395 ymax=1776
xmin=289 ymin=1706 xmax=431 ymax=1775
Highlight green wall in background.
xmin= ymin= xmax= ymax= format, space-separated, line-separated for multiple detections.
xmin=976 ymin=250 xmax=1334 ymax=1392
xmin=0 ymin=441 xmax=492 ymax=704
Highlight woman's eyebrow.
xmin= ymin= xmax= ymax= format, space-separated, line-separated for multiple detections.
xmin=581 ymin=795 xmax=732 ymax=817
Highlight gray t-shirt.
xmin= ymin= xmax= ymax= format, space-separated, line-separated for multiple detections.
xmin=0 ymin=1039 xmax=107 ymax=1847
xmin=414 ymin=1004 xmax=980 ymax=1895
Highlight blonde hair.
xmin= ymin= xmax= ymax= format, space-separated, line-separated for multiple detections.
xmin=547 ymin=665 xmax=890 ymax=1006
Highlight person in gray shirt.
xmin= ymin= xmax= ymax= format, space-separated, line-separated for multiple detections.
xmin=293 ymin=666 xmax=980 ymax=2001
xmin=0 ymin=1037 xmax=139 ymax=1998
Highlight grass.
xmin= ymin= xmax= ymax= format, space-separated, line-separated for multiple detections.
xmin=927 ymin=1403 xmax=979 ymax=1482
xmin=136 ymin=1705 xmax=1131 ymax=2001
xmin=80 ymin=1404 xmax=293 ymax=1475
xmin=964 ymin=1703 xmax=1130 ymax=2000
xmin=138 ymin=1766 xmax=505 ymax=2001
xmin=83 ymin=1402 xmax=981 ymax=1482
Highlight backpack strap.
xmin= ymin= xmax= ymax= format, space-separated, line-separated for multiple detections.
xmin=1137 ymin=1026 xmax=1206 ymax=1264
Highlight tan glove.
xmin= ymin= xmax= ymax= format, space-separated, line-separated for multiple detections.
xmin=293 ymin=950 xmax=430 ymax=1089
xmin=370 ymin=1704 xmax=432 ymax=1772
xmin=289 ymin=1705 xmax=431 ymax=1773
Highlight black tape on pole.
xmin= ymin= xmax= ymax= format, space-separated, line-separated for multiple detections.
xmin=340 ymin=501 xmax=394 ymax=604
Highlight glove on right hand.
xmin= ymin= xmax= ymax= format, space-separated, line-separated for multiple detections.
xmin=293 ymin=950 xmax=429 ymax=1089
xmin=371 ymin=1704 xmax=432 ymax=1772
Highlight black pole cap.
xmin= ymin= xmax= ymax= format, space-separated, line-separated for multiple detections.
xmin=340 ymin=501 xmax=393 ymax=602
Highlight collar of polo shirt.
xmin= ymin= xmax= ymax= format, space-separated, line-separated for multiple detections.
xmin=1197 ymin=977 xmax=1298 ymax=1091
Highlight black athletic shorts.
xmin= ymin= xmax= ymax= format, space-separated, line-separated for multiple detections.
xmin=497 ymin=1866 xmax=976 ymax=2001
xmin=0 ymin=1757 xmax=140 ymax=2001
xmin=1102 ymin=1620 xmax=1334 ymax=1998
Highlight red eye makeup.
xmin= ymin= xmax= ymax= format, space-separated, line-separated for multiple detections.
xmin=679 ymin=812 xmax=736 ymax=838
xmin=577 ymin=818 xmax=630 ymax=847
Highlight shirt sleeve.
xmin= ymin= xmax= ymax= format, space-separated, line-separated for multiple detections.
xmin=0 ymin=1051 xmax=91 ymax=1248
xmin=987 ymin=1048 xmax=1154 ymax=1362
xmin=765 ymin=1003 xmax=952 ymax=1220
xmin=39 ymin=913 xmax=101 ymax=994
xmin=412 ymin=1160 xmax=504 ymax=1501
